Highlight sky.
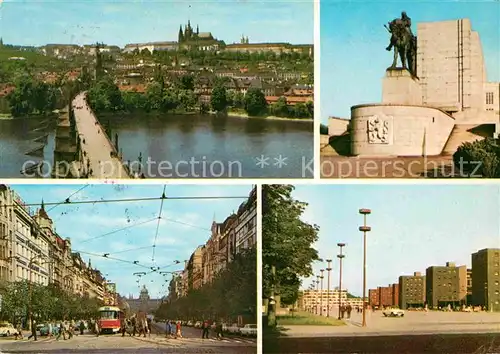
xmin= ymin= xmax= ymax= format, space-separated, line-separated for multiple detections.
xmin=320 ymin=0 xmax=500 ymax=122
xmin=292 ymin=184 xmax=500 ymax=297
xmin=0 ymin=0 xmax=313 ymax=47
xmin=9 ymin=183 xmax=253 ymax=300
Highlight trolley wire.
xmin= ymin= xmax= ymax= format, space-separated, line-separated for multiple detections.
xmin=46 ymin=184 xmax=91 ymax=213
xmin=79 ymin=217 xmax=158 ymax=245
xmin=151 ymin=185 xmax=167 ymax=263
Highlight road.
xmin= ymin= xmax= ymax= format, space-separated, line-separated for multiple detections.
xmin=264 ymin=332 xmax=500 ymax=353
xmin=73 ymin=93 xmax=129 ymax=179
xmin=0 ymin=331 xmax=256 ymax=353
xmin=0 ymin=323 xmax=256 ymax=354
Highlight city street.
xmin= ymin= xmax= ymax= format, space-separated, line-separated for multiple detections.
xmin=0 ymin=329 xmax=257 ymax=354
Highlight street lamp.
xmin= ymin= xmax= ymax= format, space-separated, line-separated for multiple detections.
xmin=320 ymin=269 xmax=324 ymax=316
xmin=337 ymin=243 xmax=346 ymax=320
xmin=315 ymin=276 xmax=320 ymax=315
xmin=326 ymin=260 xmax=332 ymax=317
xmin=359 ymin=209 xmax=371 ymax=327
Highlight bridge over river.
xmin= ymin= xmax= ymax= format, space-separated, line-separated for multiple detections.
xmin=73 ymin=92 xmax=130 ymax=179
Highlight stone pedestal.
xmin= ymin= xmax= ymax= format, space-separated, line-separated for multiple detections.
xmin=382 ymin=69 xmax=422 ymax=105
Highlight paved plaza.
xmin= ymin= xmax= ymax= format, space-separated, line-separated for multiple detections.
xmin=282 ymin=310 xmax=500 ymax=337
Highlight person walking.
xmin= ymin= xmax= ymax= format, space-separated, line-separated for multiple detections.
xmin=346 ymin=305 xmax=352 ymax=319
xmin=175 ymin=321 xmax=182 ymax=338
xmin=94 ymin=319 xmax=100 ymax=337
xmin=79 ymin=321 xmax=85 ymax=335
xmin=67 ymin=321 xmax=74 ymax=339
xmin=216 ymin=322 xmax=223 ymax=340
xmin=165 ymin=320 xmax=170 ymax=338
xmin=14 ymin=323 xmax=23 ymax=340
xmin=201 ymin=320 xmax=209 ymax=339
xmin=27 ymin=319 xmax=37 ymax=341
xmin=56 ymin=321 xmax=65 ymax=341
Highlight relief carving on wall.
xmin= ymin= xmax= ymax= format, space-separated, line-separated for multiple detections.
xmin=367 ymin=114 xmax=392 ymax=144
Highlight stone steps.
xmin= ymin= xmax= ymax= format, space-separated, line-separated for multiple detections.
xmin=441 ymin=124 xmax=490 ymax=155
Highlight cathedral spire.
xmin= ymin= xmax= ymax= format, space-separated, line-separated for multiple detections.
xmin=41 ymin=199 xmax=45 ymax=211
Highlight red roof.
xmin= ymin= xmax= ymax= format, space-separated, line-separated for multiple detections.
xmin=0 ymin=85 xmax=15 ymax=97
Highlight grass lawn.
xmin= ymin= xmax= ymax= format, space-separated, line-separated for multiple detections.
xmin=277 ymin=312 xmax=346 ymax=326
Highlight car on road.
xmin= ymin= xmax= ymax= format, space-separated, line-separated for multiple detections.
xmin=194 ymin=321 xmax=202 ymax=328
xmin=227 ymin=323 xmax=241 ymax=334
xmin=0 ymin=322 xmax=16 ymax=337
xmin=382 ymin=308 xmax=405 ymax=317
xmin=187 ymin=320 xmax=194 ymax=327
xmin=240 ymin=324 xmax=257 ymax=337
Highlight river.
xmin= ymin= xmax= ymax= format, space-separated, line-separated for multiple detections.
xmin=0 ymin=114 xmax=314 ymax=178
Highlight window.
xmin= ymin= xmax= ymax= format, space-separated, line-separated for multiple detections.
xmin=486 ymin=92 xmax=494 ymax=105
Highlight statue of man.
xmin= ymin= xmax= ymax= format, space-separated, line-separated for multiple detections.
xmin=386 ymin=11 xmax=414 ymax=51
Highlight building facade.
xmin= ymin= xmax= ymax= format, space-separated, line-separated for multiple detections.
xmin=426 ymin=262 xmax=465 ymax=309
xmin=0 ymin=185 xmax=110 ymax=303
xmin=173 ymin=186 xmax=257 ymax=300
xmin=471 ymin=248 xmax=500 ymax=312
xmin=399 ymin=272 xmax=426 ymax=309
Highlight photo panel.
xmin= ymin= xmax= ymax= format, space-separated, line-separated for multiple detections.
xmin=319 ymin=1 xmax=500 ymax=178
xmin=0 ymin=0 xmax=314 ymax=179
xmin=0 ymin=183 xmax=257 ymax=353
xmin=261 ymin=183 xmax=500 ymax=353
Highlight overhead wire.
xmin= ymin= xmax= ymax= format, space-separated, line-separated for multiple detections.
xmin=46 ymin=184 xmax=91 ymax=213
xmin=74 ymin=250 xmax=152 ymax=270
xmin=78 ymin=217 xmax=158 ymax=245
xmin=151 ymin=185 xmax=167 ymax=262
xmin=5 ymin=194 xmax=248 ymax=208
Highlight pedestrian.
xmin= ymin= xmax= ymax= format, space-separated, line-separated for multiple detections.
xmin=27 ymin=319 xmax=37 ymax=341
xmin=216 ymin=322 xmax=223 ymax=340
xmin=347 ymin=305 xmax=352 ymax=319
xmin=165 ymin=320 xmax=170 ymax=338
xmin=79 ymin=321 xmax=85 ymax=335
xmin=340 ymin=306 xmax=345 ymax=319
xmin=56 ymin=321 xmax=66 ymax=341
xmin=94 ymin=319 xmax=100 ymax=337
xmin=201 ymin=320 xmax=209 ymax=339
xmin=14 ymin=323 xmax=22 ymax=340
xmin=67 ymin=321 xmax=74 ymax=339
xmin=147 ymin=317 xmax=152 ymax=337
xmin=48 ymin=321 xmax=53 ymax=338
xmin=175 ymin=321 xmax=182 ymax=338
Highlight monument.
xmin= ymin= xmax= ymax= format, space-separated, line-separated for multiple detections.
xmin=329 ymin=13 xmax=500 ymax=157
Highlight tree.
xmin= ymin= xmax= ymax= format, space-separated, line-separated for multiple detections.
xmin=271 ymin=96 xmax=289 ymax=117
xmin=293 ymin=102 xmax=309 ymax=118
xmin=262 ymin=185 xmax=320 ymax=305
xmin=178 ymin=75 xmax=194 ymax=91
xmin=244 ymin=88 xmax=267 ymax=116
xmin=210 ymin=85 xmax=228 ymax=112
xmin=233 ymin=91 xmax=244 ymax=108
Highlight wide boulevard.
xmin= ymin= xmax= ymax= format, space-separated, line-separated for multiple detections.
xmin=0 ymin=324 xmax=256 ymax=354
xmin=265 ymin=310 xmax=500 ymax=353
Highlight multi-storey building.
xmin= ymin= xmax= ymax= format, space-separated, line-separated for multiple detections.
xmin=235 ymin=187 xmax=257 ymax=253
xmin=378 ymin=285 xmax=394 ymax=307
xmin=472 ymin=248 xmax=500 ymax=312
xmin=187 ymin=246 xmax=204 ymax=291
xmin=368 ymin=289 xmax=379 ymax=307
xmin=298 ymin=288 xmax=349 ymax=314
xmin=0 ymin=186 xmax=110 ymax=303
xmin=399 ymin=272 xmax=426 ymax=309
xmin=426 ymin=262 xmax=465 ymax=309
xmin=0 ymin=185 xmax=14 ymax=282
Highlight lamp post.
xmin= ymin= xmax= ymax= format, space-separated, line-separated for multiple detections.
xmin=315 ymin=276 xmax=320 ymax=315
xmin=325 ymin=260 xmax=332 ymax=317
xmin=337 ymin=243 xmax=346 ymax=320
xmin=320 ymin=269 xmax=325 ymax=316
xmin=359 ymin=209 xmax=371 ymax=327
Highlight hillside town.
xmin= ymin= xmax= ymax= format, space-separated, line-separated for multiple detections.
xmin=0 ymin=21 xmax=314 ymax=119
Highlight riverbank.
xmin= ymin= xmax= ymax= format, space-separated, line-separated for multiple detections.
xmin=94 ymin=109 xmax=313 ymax=122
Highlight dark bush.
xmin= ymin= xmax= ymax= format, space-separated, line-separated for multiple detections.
xmin=453 ymin=138 xmax=500 ymax=177
xmin=320 ymin=124 xmax=328 ymax=135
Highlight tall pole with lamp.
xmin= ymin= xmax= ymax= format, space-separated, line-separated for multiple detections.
xmin=359 ymin=209 xmax=371 ymax=327
xmin=326 ymin=260 xmax=332 ymax=317
xmin=320 ymin=269 xmax=324 ymax=316
xmin=337 ymin=243 xmax=345 ymax=320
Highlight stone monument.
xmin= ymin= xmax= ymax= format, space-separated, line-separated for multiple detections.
xmin=344 ymin=15 xmax=500 ymax=157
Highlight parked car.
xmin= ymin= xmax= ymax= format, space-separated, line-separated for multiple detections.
xmin=382 ymin=308 xmax=405 ymax=317
xmin=0 ymin=322 xmax=16 ymax=337
xmin=240 ymin=324 xmax=257 ymax=337
xmin=194 ymin=321 xmax=202 ymax=328
xmin=227 ymin=323 xmax=240 ymax=334
xmin=39 ymin=324 xmax=60 ymax=336
xmin=187 ymin=321 xmax=194 ymax=327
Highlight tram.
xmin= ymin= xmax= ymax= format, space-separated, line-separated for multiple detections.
xmin=98 ymin=306 xmax=124 ymax=334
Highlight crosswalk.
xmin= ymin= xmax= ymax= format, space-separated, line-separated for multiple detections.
xmin=134 ymin=335 xmax=256 ymax=347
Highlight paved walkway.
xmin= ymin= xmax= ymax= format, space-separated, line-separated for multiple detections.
xmin=73 ymin=93 xmax=129 ymax=179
